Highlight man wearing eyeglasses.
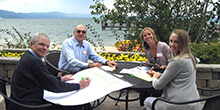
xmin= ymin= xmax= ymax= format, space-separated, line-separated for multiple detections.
xmin=58 ymin=24 xmax=118 ymax=73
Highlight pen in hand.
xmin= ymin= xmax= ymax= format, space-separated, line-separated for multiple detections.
xmin=81 ymin=77 xmax=92 ymax=81
xmin=150 ymin=66 xmax=154 ymax=72
xmin=147 ymin=66 xmax=154 ymax=77
xmin=79 ymin=77 xmax=90 ymax=90
xmin=147 ymin=66 xmax=154 ymax=73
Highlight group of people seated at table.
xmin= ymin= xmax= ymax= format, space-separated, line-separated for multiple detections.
xmin=9 ymin=24 xmax=201 ymax=110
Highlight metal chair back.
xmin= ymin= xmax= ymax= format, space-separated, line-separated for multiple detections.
xmin=0 ymin=78 xmax=10 ymax=110
xmin=201 ymin=88 xmax=220 ymax=110
xmin=151 ymin=87 xmax=220 ymax=110
xmin=0 ymin=78 xmax=52 ymax=110
xmin=44 ymin=50 xmax=70 ymax=76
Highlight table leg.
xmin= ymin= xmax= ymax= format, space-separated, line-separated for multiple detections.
xmin=115 ymin=90 xmax=123 ymax=105
xmin=126 ymin=89 xmax=129 ymax=110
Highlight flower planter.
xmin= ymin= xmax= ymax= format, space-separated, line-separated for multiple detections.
xmin=2 ymin=48 xmax=28 ymax=53
xmin=98 ymin=51 xmax=145 ymax=56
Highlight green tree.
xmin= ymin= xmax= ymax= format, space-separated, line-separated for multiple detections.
xmin=90 ymin=0 xmax=219 ymax=44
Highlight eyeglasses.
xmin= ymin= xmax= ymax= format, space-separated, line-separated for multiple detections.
xmin=76 ymin=30 xmax=86 ymax=34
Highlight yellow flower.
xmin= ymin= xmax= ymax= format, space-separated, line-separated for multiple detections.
xmin=97 ymin=52 xmax=147 ymax=62
xmin=120 ymin=40 xmax=124 ymax=43
xmin=134 ymin=39 xmax=138 ymax=42
xmin=126 ymin=40 xmax=130 ymax=44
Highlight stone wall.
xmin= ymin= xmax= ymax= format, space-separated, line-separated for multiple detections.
xmin=0 ymin=57 xmax=19 ymax=80
xmin=196 ymin=64 xmax=220 ymax=95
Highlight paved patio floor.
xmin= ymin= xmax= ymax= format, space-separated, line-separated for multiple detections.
xmin=93 ymin=90 xmax=145 ymax=110
xmin=93 ymin=90 xmax=205 ymax=110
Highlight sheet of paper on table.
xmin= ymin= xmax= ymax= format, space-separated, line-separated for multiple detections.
xmin=119 ymin=66 xmax=151 ymax=74
xmin=101 ymin=65 xmax=116 ymax=71
xmin=43 ymin=67 xmax=132 ymax=106
xmin=133 ymin=73 xmax=153 ymax=82
xmin=119 ymin=66 xmax=153 ymax=82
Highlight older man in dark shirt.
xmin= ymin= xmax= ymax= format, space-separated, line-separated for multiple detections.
xmin=10 ymin=33 xmax=90 ymax=110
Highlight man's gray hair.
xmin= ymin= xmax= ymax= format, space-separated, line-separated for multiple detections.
xmin=31 ymin=33 xmax=49 ymax=44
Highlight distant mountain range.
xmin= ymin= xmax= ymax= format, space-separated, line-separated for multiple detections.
xmin=0 ymin=10 xmax=93 ymax=19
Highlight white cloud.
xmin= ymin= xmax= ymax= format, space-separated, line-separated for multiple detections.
xmin=0 ymin=0 xmax=94 ymax=14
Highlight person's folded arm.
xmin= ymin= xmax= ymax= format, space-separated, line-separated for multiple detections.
xmin=152 ymin=60 xmax=180 ymax=90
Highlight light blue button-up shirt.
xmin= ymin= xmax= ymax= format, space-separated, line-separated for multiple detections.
xmin=58 ymin=37 xmax=107 ymax=72
xmin=29 ymin=49 xmax=43 ymax=61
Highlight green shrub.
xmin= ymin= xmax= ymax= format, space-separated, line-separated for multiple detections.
xmin=0 ymin=27 xmax=32 ymax=49
xmin=191 ymin=42 xmax=220 ymax=64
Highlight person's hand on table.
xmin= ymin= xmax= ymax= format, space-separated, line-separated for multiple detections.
xmin=147 ymin=66 xmax=154 ymax=77
xmin=79 ymin=77 xmax=90 ymax=90
xmin=153 ymin=72 xmax=161 ymax=79
xmin=148 ymin=70 xmax=160 ymax=79
xmin=148 ymin=70 xmax=155 ymax=77
xmin=154 ymin=64 xmax=160 ymax=69
xmin=88 ymin=62 xmax=102 ymax=68
xmin=106 ymin=61 xmax=118 ymax=67
xmin=154 ymin=63 xmax=167 ymax=70
xmin=61 ymin=74 xmax=74 ymax=81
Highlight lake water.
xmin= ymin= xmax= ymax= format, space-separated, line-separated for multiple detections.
xmin=0 ymin=19 xmax=124 ymax=47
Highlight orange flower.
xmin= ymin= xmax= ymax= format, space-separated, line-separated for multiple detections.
xmin=115 ymin=39 xmax=142 ymax=52
xmin=136 ymin=44 xmax=140 ymax=47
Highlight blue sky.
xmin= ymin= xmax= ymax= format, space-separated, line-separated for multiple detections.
xmin=0 ymin=0 xmax=114 ymax=14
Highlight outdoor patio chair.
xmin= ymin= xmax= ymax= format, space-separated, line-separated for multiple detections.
xmin=151 ymin=87 xmax=220 ymax=110
xmin=0 ymin=78 xmax=53 ymax=110
xmin=44 ymin=50 xmax=71 ymax=76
